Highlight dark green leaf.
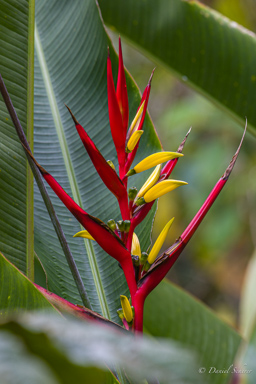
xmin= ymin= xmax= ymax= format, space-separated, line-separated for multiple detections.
xmin=0 ymin=0 xmax=34 ymax=277
xmin=0 ymin=331 xmax=59 ymax=384
xmin=0 ymin=313 xmax=204 ymax=384
xmin=98 ymin=0 xmax=256 ymax=133
xmin=144 ymin=280 xmax=242 ymax=384
xmin=0 ymin=251 xmax=57 ymax=314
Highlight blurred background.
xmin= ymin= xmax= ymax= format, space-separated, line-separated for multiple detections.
xmin=108 ymin=0 xmax=256 ymax=329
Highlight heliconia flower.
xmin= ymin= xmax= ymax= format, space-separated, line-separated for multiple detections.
xmin=136 ymin=179 xmax=188 ymax=205
xmin=126 ymin=130 xmax=144 ymax=153
xmin=126 ymin=101 xmax=145 ymax=141
xmin=136 ymin=164 xmax=161 ymax=199
xmin=120 ymin=295 xmax=134 ymax=323
xmin=147 ymin=218 xmax=175 ymax=265
xmin=131 ymin=233 xmax=141 ymax=259
xmin=116 ymin=37 xmax=129 ymax=133
xmin=126 ymin=152 xmax=183 ymax=177
xmin=73 ymin=230 xmax=95 ymax=241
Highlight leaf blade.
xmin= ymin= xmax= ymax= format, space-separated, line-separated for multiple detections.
xmin=0 ymin=0 xmax=34 ymax=276
xmin=98 ymin=0 xmax=256 ymax=133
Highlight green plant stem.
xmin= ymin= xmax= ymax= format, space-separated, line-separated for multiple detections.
xmin=26 ymin=0 xmax=35 ymax=282
xmin=0 ymin=73 xmax=92 ymax=310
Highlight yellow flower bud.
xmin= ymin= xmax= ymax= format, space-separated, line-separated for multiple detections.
xmin=107 ymin=160 xmax=115 ymax=171
xmin=126 ymin=152 xmax=183 ymax=177
xmin=131 ymin=233 xmax=141 ymax=259
xmin=143 ymin=179 xmax=188 ymax=203
xmin=120 ymin=295 xmax=134 ymax=323
xmin=147 ymin=218 xmax=175 ymax=264
xmin=136 ymin=164 xmax=161 ymax=199
xmin=127 ymin=101 xmax=145 ymax=138
xmin=73 ymin=230 xmax=95 ymax=241
xmin=126 ymin=130 xmax=144 ymax=153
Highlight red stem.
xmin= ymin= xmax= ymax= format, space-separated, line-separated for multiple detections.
xmin=132 ymin=290 xmax=145 ymax=334
xmin=118 ymin=193 xmax=130 ymax=221
xmin=121 ymin=257 xmax=137 ymax=297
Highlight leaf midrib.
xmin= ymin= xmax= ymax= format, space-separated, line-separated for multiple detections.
xmin=34 ymin=23 xmax=110 ymax=319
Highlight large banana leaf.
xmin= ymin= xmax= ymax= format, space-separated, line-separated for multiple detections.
xmin=98 ymin=0 xmax=256 ymax=133
xmin=0 ymin=0 xmax=34 ymax=278
xmin=144 ymin=280 xmax=242 ymax=384
xmin=33 ymin=0 xmax=160 ymax=321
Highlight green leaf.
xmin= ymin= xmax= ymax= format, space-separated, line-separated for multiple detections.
xmin=0 ymin=251 xmax=57 ymax=314
xmin=98 ymin=0 xmax=256 ymax=133
xmin=0 ymin=324 xmax=111 ymax=384
xmin=0 ymin=312 xmax=204 ymax=384
xmin=0 ymin=331 xmax=59 ymax=384
xmin=33 ymin=0 xmax=160 ymax=321
xmin=240 ymin=249 xmax=256 ymax=339
xmin=238 ymin=249 xmax=256 ymax=383
xmin=0 ymin=0 xmax=34 ymax=278
xmin=144 ymin=280 xmax=242 ymax=384
xmin=240 ymin=323 xmax=256 ymax=384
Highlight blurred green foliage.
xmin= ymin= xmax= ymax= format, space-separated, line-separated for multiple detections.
xmin=108 ymin=0 xmax=256 ymax=326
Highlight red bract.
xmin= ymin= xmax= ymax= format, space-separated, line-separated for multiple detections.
xmin=65 ymin=105 xmax=129 ymax=220
xmin=116 ymin=37 xmax=129 ymax=133
xmin=107 ymin=49 xmax=126 ymax=169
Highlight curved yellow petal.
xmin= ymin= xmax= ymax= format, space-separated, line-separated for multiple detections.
xmin=120 ymin=295 xmax=134 ymax=323
xmin=144 ymin=179 xmax=188 ymax=203
xmin=73 ymin=230 xmax=95 ymax=241
xmin=131 ymin=233 xmax=141 ymax=259
xmin=136 ymin=164 xmax=161 ymax=198
xmin=148 ymin=218 xmax=175 ymax=265
xmin=126 ymin=130 xmax=144 ymax=153
xmin=127 ymin=101 xmax=145 ymax=138
xmin=127 ymin=152 xmax=183 ymax=177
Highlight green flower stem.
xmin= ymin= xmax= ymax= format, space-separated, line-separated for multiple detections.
xmin=0 ymin=73 xmax=92 ymax=310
